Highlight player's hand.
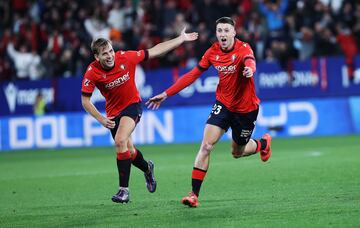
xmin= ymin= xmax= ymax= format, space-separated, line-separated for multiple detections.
xmin=180 ymin=27 xmax=198 ymax=42
xmin=100 ymin=117 xmax=116 ymax=129
xmin=243 ymin=66 xmax=253 ymax=78
xmin=145 ymin=92 xmax=168 ymax=110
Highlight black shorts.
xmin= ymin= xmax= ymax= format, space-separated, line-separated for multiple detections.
xmin=206 ymin=101 xmax=258 ymax=145
xmin=110 ymin=102 xmax=142 ymax=139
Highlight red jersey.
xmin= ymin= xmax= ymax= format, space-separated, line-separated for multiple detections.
xmin=166 ymin=39 xmax=260 ymax=113
xmin=82 ymin=50 xmax=148 ymax=118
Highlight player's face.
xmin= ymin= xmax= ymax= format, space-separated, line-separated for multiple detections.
xmin=95 ymin=44 xmax=115 ymax=70
xmin=216 ymin=23 xmax=236 ymax=50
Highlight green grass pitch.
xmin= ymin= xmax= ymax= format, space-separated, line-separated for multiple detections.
xmin=1 ymin=135 xmax=360 ymax=227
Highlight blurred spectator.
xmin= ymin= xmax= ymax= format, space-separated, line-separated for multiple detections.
xmin=33 ymin=92 xmax=46 ymax=116
xmin=194 ymin=22 xmax=211 ymax=60
xmin=294 ymin=26 xmax=315 ymax=61
xmin=107 ymin=1 xmax=125 ymax=31
xmin=0 ymin=1 xmax=11 ymax=33
xmin=84 ymin=8 xmax=111 ymax=40
xmin=7 ymin=41 xmax=44 ymax=80
xmin=258 ymin=0 xmax=288 ymax=37
xmin=314 ymin=22 xmax=338 ymax=57
xmin=336 ymin=23 xmax=358 ymax=81
xmin=0 ymin=29 xmax=14 ymax=82
xmin=0 ymin=57 xmax=14 ymax=81
xmin=47 ymin=29 xmax=63 ymax=57
xmin=0 ymin=0 xmax=360 ymax=81
xmin=246 ymin=11 xmax=266 ymax=60
xmin=354 ymin=2 xmax=360 ymax=49
xmin=163 ymin=0 xmax=178 ymax=29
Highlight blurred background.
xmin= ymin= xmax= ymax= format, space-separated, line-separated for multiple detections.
xmin=1 ymin=0 xmax=360 ymax=151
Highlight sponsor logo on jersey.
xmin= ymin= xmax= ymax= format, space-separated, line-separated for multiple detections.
xmin=120 ymin=64 xmax=126 ymax=70
xmin=105 ymin=72 xmax=130 ymax=89
xmin=214 ymin=65 xmax=237 ymax=74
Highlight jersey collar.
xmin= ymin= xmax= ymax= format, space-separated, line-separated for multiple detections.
xmin=220 ymin=38 xmax=237 ymax=53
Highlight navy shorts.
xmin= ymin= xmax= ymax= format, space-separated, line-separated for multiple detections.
xmin=110 ymin=102 xmax=142 ymax=139
xmin=206 ymin=101 xmax=258 ymax=145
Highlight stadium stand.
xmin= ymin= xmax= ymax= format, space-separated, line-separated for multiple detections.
xmin=0 ymin=0 xmax=359 ymax=81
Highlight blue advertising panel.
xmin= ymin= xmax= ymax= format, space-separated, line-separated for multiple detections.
xmin=340 ymin=55 xmax=360 ymax=93
xmin=1 ymin=97 xmax=359 ymax=151
xmin=254 ymin=98 xmax=353 ymax=137
xmin=256 ymin=57 xmax=342 ymax=100
xmin=349 ymin=96 xmax=360 ymax=133
xmin=55 ymin=77 xmax=82 ymax=112
xmin=0 ymin=80 xmax=54 ymax=116
xmin=2 ymin=55 xmax=360 ymax=116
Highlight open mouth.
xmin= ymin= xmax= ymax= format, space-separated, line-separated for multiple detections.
xmin=220 ymin=38 xmax=227 ymax=45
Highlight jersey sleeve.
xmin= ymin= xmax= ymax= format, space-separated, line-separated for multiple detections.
xmin=197 ymin=48 xmax=212 ymax=71
xmin=165 ymin=67 xmax=203 ymax=96
xmin=123 ymin=50 xmax=149 ymax=65
xmin=81 ymin=68 xmax=96 ymax=96
xmin=240 ymin=43 xmax=255 ymax=63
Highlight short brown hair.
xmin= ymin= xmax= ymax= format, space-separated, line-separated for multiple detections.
xmin=91 ymin=38 xmax=112 ymax=55
xmin=215 ymin=17 xmax=235 ymax=27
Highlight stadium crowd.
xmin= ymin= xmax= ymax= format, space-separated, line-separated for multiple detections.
xmin=0 ymin=0 xmax=359 ymax=81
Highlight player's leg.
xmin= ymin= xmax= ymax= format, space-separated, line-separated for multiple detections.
xmin=128 ymin=137 xmax=148 ymax=173
xmin=127 ymin=138 xmax=157 ymax=193
xmin=231 ymin=136 xmax=271 ymax=161
xmin=182 ymin=101 xmax=230 ymax=207
xmin=193 ymin=124 xmax=224 ymax=191
xmin=182 ymin=124 xmax=225 ymax=208
xmin=231 ymin=139 xmax=256 ymax=157
xmin=111 ymin=116 xmax=136 ymax=203
xmin=230 ymin=109 xmax=272 ymax=161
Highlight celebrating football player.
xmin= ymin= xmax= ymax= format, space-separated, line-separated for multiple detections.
xmin=146 ymin=17 xmax=272 ymax=207
xmin=81 ymin=28 xmax=198 ymax=203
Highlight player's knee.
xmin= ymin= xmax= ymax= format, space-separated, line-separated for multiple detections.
xmin=127 ymin=143 xmax=135 ymax=153
xmin=114 ymin=137 xmax=127 ymax=150
xmin=200 ymin=142 xmax=214 ymax=156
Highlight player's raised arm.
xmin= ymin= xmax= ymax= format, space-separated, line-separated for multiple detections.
xmin=147 ymin=27 xmax=198 ymax=58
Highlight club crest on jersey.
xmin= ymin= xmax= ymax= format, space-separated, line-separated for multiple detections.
xmin=215 ymin=55 xmax=219 ymax=61
xmin=231 ymin=54 xmax=236 ymax=62
xmin=120 ymin=64 xmax=126 ymax=70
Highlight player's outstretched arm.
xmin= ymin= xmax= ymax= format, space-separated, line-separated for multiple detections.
xmin=145 ymin=92 xmax=168 ymax=110
xmin=146 ymin=66 xmax=203 ymax=110
xmin=147 ymin=27 xmax=198 ymax=58
xmin=81 ymin=95 xmax=115 ymax=129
